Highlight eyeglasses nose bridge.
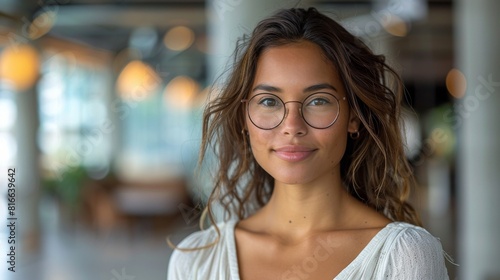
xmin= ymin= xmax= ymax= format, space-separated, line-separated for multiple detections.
xmin=282 ymin=100 xmax=303 ymax=120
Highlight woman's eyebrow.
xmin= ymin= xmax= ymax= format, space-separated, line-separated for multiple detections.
xmin=252 ymin=83 xmax=338 ymax=93
xmin=303 ymin=83 xmax=338 ymax=93
xmin=252 ymin=84 xmax=281 ymax=93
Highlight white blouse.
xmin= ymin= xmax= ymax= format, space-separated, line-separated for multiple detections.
xmin=168 ymin=220 xmax=449 ymax=280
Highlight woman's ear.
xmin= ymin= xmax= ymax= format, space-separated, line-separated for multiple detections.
xmin=347 ymin=109 xmax=361 ymax=133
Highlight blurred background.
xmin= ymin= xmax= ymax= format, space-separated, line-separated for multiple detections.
xmin=0 ymin=0 xmax=499 ymax=279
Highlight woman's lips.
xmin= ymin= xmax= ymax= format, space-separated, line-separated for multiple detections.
xmin=273 ymin=146 xmax=317 ymax=162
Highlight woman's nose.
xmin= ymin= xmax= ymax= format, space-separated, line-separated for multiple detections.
xmin=280 ymin=102 xmax=308 ymax=136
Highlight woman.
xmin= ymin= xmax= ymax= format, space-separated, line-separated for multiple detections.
xmin=168 ymin=7 xmax=449 ymax=280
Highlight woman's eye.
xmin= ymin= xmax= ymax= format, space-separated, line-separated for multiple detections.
xmin=308 ymin=98 xmax=330 ymax=106
xmin=258 ymin=98 xmax=279 ymax=107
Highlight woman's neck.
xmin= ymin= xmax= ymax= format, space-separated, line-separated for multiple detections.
xmin=250 ymin=176 xmax=362 ymax=243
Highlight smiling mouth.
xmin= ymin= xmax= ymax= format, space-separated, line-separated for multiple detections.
xmin=273 ymin=147 xmax=317 ymax=162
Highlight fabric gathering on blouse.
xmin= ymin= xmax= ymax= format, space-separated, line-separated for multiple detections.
xmin=168 ymin=220 xmax=449 ymax=280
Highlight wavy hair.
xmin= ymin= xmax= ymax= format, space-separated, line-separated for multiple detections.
xmin=197 ymin=7 xmax=421 ymax=237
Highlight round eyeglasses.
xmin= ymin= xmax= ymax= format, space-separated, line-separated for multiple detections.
xmin=241 ymin=93 xmax=344 ymax=130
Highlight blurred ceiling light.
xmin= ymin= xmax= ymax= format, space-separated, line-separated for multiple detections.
xmin=446 ymin=68 xmax=467 ymax=99
xmin=28 ymin=10 xmax=56 ymax=40
xmin=381 ymin=14 xmax=409 ymax=37
xmin=116 ymin=60 xmax=160 ymax=100
xmin=163 ymin=26 xmax=195 ymax=51
xmin=164 ymin=76 xmax=199 ymax=110
xmin=0 ymin=44 xmax=40 ymax=91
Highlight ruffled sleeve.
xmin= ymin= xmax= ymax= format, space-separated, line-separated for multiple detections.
xmin=380 ymin=224 xmax=449 ymax=280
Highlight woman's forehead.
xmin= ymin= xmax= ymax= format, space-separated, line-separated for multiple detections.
xmin=251 ymin=42 xmax=344 ymax=95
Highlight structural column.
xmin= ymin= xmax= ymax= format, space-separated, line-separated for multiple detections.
xmin=456 ymin=0 xmax=500 ymax=279
xmin=14 ymin=86 xmax=41 ymax=259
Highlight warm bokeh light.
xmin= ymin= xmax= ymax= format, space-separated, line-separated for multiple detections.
xmin=0 ymin=44 xmax=40 ymax=91
xmin=382 ymin=14 xmax=409 ymax=37
xmin=446 ymin=68 xmax=467 ymax=99
xmin=163 ymin=26 xmax=195 ymax=51
xmin=116 ymin=60 xmax=160 ymax=100
xmin=164 ymin=76 xmax=199 ymax=109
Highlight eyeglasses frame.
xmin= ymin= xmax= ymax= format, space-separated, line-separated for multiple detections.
xmin=241 ymin=92 xmax=346 ymax=130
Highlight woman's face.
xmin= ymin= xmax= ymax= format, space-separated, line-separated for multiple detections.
xmin=245 ymin=41 xmax=359 ymax=185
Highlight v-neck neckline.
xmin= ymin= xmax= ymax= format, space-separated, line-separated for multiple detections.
xmin=227 ymin=220 xmax=397 ymax=280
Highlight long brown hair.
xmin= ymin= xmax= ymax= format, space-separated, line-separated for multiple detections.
xmin=199 ymin=7 xmax=421 ymax=233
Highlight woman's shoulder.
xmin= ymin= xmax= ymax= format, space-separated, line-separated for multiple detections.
xmin=378 ymin=222 xmax=449 ymax=279
xmin=383 ymin=222 xmax=443 ymax=249
xmin=380 ymin=222 xmax=445 ymax=259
